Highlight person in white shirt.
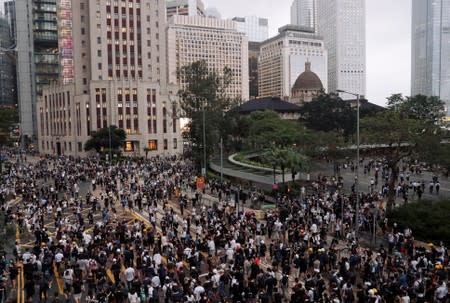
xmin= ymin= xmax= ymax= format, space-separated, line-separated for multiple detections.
xmin=435 ymin=281 xmax=448 ymax=302
xmin=124 ymin=266 xmax=135 ymax=289
xmin=153 ymin=252 xmax=162 ymax=266
xmin=193 ymin=284 xmax=205 ymax=301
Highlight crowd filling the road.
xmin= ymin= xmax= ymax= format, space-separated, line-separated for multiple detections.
xmin=0 ymin=150 xmax=448 ymax=303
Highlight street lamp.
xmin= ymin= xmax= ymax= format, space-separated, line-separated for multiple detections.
xmin=193 ymin=95 xmax=207 ymax=177
xmin=336 ymin=89 xmax=360 ymax=240
xmin=202 ymin=98 xmax=207 ymax=177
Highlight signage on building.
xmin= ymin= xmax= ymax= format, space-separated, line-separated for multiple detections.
xmin=58 ymin=0 xmax=74 ymax=84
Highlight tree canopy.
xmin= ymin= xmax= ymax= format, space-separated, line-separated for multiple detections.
xmin=299 ymin=93 xmax=356 ymax=140
xmin=84 ymin=126 xmax=126 ymax=153
xmin=178 ymin=60 xmax=237 ymax=171
xmin=0 ymin=106 xmax=19 ymax=146
xmin=243 ymin=110 xmax=300 ymax=149
xmin=361 ymin=94 xmax=445 ymax=212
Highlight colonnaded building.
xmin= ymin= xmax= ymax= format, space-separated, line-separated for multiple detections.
xmin=37 ymin=0 xmax=182 ymax=157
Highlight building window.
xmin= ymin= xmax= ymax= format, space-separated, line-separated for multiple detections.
xmin=173 ymin=138 xmax=177 ymax=149
xmin=163 ymin=139 xmax=168 ymax=150
xmin=148 ymin=139 xmax=157 ymax=150
xmin=124 ymin=141 xmax=134 ymax=152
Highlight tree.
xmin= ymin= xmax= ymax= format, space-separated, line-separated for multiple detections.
xmin=178 ymin=60 xmax=236 ymax=171
xmin=241 ymin=110 xmax=300 ymax=150
xmin=296 ymin=127 xmax=342 ymax=158
xmin=286 ymin=148 xmax=310 ymax=183
xmin=0 ymin=106 xmax=19 ymax=146
xmin=84 ymin=126 xmax=126 ymax=153
xmin=263 ymin=147 xmax=290 ymax=185
xmin=361 ymin=94 xmax=445 ymax=213
xmin=300 ymin=93 xmax=356 ymax=141
xmin=387 ymin=94 xmax=445 ymax=124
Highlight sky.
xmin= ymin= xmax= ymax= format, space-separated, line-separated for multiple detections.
xmin=0 ymin=0 xmax=412 ymax=106
xmin=204 ymin=0 xmax=412 ymax=106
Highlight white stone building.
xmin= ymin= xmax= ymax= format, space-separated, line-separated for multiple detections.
xmin=258 ymin=25 xmax=327 ymax=100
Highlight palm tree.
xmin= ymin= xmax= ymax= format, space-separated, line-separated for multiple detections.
xmin=263 ymin=147 xmax=278 ymax=185
xmin=287 ymin=148 xmax=310 ymax=183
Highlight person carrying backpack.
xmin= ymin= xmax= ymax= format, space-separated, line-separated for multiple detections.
xmin=414 ymin=276 xmax=425 ymax=303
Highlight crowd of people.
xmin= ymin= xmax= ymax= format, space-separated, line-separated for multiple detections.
xmin=0 ymin=150 xmax=448 ymax=303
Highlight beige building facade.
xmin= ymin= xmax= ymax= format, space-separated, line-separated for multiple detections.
xmin=258 ymin=25 xmax=327 ymax=100
xmin=37 ymin=0 xmax=182 ymax=157
xmin=167 ymin=15 xmax=249 ymax=100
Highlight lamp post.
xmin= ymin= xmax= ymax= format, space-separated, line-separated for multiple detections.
xmin=337 ymin=89 xmax=360 ymax=240
xmin=202 ymin=98 xmax=207 ymax=177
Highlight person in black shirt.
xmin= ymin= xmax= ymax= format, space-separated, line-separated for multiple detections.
xmin=39 ymin=273 xmax=51 ymax=303
xmin=24 ymin=277 xmax=35 ymax=302
xmin=72 ymin=277 xmax=83 ymax=303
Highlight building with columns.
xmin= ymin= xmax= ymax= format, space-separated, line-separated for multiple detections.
xmin=37 ymin=0 xmax=181 ymax=157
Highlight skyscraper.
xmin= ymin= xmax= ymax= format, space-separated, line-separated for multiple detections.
xmin=0 ymin=15 xmax=16 ymax=106
xmin=167 ymin=15 xmax=249 ymax=100
xmin=316 ymin=0 xmax=366 ymax=98
xmin=4 ymin=1 xmax=15 ymax=38
xmin=14 ymin=0 xmax=59 ymax=145
xmin=411 ymin=0 xmax=450 ymax=114
xmin=166 ymin=0 xmax=205 ymax=19
xmin=232 ymin=16 xmax=269 ymax=43
xmin=290 ymin=0 xmax=316 ymax=30
xmin=37 ymin=0 xmax=181 ymax=157
xmin=258 ymin=25 xmax=327 ymax=100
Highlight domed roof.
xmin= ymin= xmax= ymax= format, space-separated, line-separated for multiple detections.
xmin=292 ymin=62 xmax=324 ymax=91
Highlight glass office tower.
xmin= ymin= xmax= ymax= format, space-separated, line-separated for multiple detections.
xmin=411 ymin=0 xmax=450 ymax=114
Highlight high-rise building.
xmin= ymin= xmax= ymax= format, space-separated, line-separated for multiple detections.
xmin=0 ymin=15 xmax=16 ymax=106
xmin=231 ymin=16 xmax=268 ymax=99
xmin=4 ymin=1 xmax=15 ymax=38
xmin=14 ymin=0 xmax=59 ymax=145
xmin=37 ymin=0 xmax=181 ymax=157
xmin=411 ymin=0 xmax=450 ymax=114
xmin=167 ymin=15 xmax=249 ymax=100
xmin=166 ymin=0 xmax=205 ymax=19
xmin=248 ymin=42 xmax=261 ymax=99
xmin=232 ymin=16 xmax=269 ymax=43
xmin=205 ymin=7 xmax=221 ymax=19
xmin=258 ymin=25 xmax=327 ymax=100
xmin=316 ymin=0 xmax=366 ymax=98
xmin=290 ymin=0 xmax=316 ymax=30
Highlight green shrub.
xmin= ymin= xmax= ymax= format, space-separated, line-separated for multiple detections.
xmin=388 ymin=199 xmax=450 ymax=244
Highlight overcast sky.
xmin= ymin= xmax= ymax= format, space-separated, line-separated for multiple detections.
xmin=0 ymin=0 xmax=411 ymax=106
xmin=204 ymin=0 xmax=412 ymax=106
